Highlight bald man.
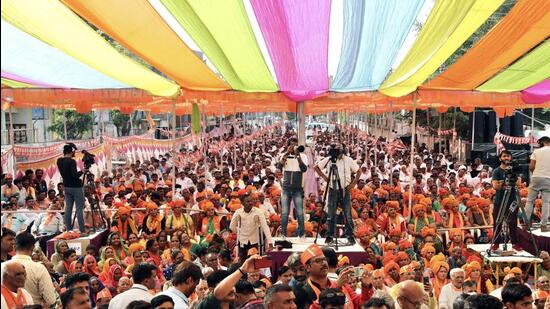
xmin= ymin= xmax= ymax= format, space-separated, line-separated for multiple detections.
xmin=395 ymin=280 xmax=425 ymax=309
xmin=1 ymin=260 xmax=34 ymax=308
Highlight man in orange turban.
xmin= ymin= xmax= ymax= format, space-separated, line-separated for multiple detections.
xmin=110 ymin=205 xmax=138 ymax=240
xmin=165 ymin=199 xmax=194 ymax=237
xmin=377 ymin=201 xmax=406 ymax=238
xmin=141 ymin=202 xmax=162 ymax=238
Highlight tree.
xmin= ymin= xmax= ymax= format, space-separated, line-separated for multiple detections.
xmin=48 ymin=110 xmax=92 ymax=140
xmin=111 ymin=110 xmax=131 ymax=136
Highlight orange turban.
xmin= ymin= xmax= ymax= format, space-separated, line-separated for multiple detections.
xmin=458 ymin=187 xmax=471 ymax=195
xmin=382 ymin=253 xmax=396 ymax=266
xmin=385 ymin=201 xmax=400 ymax=210
xmin=301 ymin=244 xmax=323 ymax=265
xmin=412 ymin=204 xmax=426 ymax=215
xmin=270 ymin=188 xmax=281 ymax=197
xmin=438 ymin=188 xmax=449 ymax=196
xmin=287 ymin=221 xmax=298 ymax=236
xmin=304 ymin=221 xmax=314 ymax=233
xmin=363 ymin=264 xmax=374 ymax=271
xmin=146 ymin=183 xmax=155 ymax=190
xmin=118 ymin=205 xmax=131 ymax=216
xmin=200 ymin=201 xmax=215 ymax=211
xmin=373 ymin=269 xmax=384 ymax=277
xmin=113 ymin=201 xmax=126 ymax=209
xmin=337 ymin=255 xmax=350 ymax=268
xmin=237 ymin=189 xmax=247 ymax=197
xmin=145 ymin=202 xmax=158 ymax=212
xmin=355 ymin=226 xmax=370 ymax=238
xmin=442 ymin=197 xmax=458 ymax=209
xmin=414 ymin=194 xmax=425 ymax=203
xmin=383 ymin=261 xmax=400 ymax=277
xmin=170 ymin=200 xmax=185 ymax=208
xmin=421 ymin=244 xmax=436 ymax=257
xmin=480 ymin=189 xmax=496 ymax=198
xmin=383 ymin=242 xmax=397 ymax=252
xmin=432 ymin=261 xmax=449 ymax=274
xmin=419 ymin=197 xmax=432 ymax=207
xmin=399 ymin=240 xmax=413 ymax=250
xmin=449 ymin=229 xmax=462 ymax=238
xmin=363 ymin=187 xmax=374 ymax=195
xmin=465 ymin=261 xmax=481 ymax=277
xmin=228 ymin=199 xmax=242 ymax=212
xmin=389 ymin=229 xmax=401 ymax=238
xmin=477 ymin=198 xmax=491 ymax=208
xmin=421 ymin=227 xmax=437 ymax=238
xmin=196 ymin=191 xmax=207 ymax=199
xmin=430 ymin=254 xmax=447 ymax=270
xmin=394 ymin=252 xmax=409 ymax=263
xmin=246 ymin=185 xmax=257 ymax=192
xmin=466 ymin=198 xmax=479 ymax=208
xmin=376 ymin=189 xmax=389 ymax=199
xmin=467 ymin=255 xmax=482 ymax=264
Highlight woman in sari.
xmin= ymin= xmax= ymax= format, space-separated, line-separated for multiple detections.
xmin=97 ymin=246 xmax=120 ymax=270
xmin=83 ymin=254 xmax=101 ymax=277
xmin=107 ymin=232 xmax=129 ymax=264
xmin=98 ymin=257 xmax=117 ymax=283
xmin=68 ymin=259 xmax=84 ymax=274
xmin=103 ymin=264 xmax=125 ymax=296
xmin=89 ymin=276 xmax=112 ymax=308
xmin=50 ymin=240 xmax=68 ymax=266
xmin=145 ymin=238 xmax=162 ymax=267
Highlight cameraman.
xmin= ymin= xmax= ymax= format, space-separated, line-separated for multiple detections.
xmin=277 ymin=137 xmax=308 ymax=240
xmin=56 ymin=144 xmax=86 ymax=233
xmin=314 ymin=143 xmax=361 ymax=245
xmin=491 ymin=150 xmax=521 ymax=250
xmin=526 ymin=136 xmax=550 ymax=232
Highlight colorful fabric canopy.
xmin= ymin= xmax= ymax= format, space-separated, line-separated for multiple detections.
xmin=379 ymin=0 xmax=504 ymax=97
xmin=250 ymin=0 xmax=331 ymax=101
xmin=425 ymin=0 xmax=550 ymax=90
xmin=1 ymin=20 xmax=128 ymax=89
xmin=332 ymin=0 xmax=424 ymax=91
xmin=2 ymin=0 xmax=179 ymax=97
xmin=62 ymin=0 xmax=228 ymax=92
xmin=159 ymin=0 xmax=277 ymax=92
xmin=522 ymin=79 xmax=550 ymax=104
xmin=477 ymin=40 xmax=550 ymax=92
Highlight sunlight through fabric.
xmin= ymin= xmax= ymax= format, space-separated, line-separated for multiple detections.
xmin=332 ymin=0 xmax=424 ymax=92
xmin=2 ymin=0 xmax=179 ymax=97
xmin=250 ymin=0 xmax=331 ymax=101
xmin=159 ymin=0 xmax=277 ymax=92
xmin=477 ymin=40 xmax=550 ymax=93
xmin=1 ymin=20 xmax=128 ymax=89
xmin=379 ymin=0 xmax=504 ymax=97
xmin=424 ymin=0 xmax=550 ymax=90
xmin=63 ymin=0 xmax=229 ymax=92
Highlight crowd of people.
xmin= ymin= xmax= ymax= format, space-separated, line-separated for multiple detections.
xmin=1 ymin=123 xmax=549 ymax=309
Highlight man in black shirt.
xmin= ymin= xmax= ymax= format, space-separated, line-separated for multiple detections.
xmin=57 ymin=144 xmax=86 ymax=234
xmin=491 ymin=150 xmax=521 ymax=251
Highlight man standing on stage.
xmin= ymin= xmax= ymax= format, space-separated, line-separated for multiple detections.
xmin=491 ymin=150 xmax=521 ymax=251
xmin=230 ymin=194 xmax=272 ymax=262
xmin=525 ymin=136 xmax=550 ymax=232
xmin=315 ymin=143 xmax=361 ymax=245
xmin=277 ymin=137 xmax=308 ymax=241
xmin=57 ymin=143 xmax=86 ymax=234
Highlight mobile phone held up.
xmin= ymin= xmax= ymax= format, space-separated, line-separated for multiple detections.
xmin=254 ymin=256 xmax=273 ymax=269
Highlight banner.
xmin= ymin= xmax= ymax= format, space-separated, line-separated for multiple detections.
xmin=494 ymin=132 xmax=536 ymax=145
xmin=1 ymin=146 xmax=15 ymax=175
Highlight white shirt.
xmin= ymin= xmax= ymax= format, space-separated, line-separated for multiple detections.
xmin=230 ymin=207 xmax=272 ymax=246
xmin=1 ymin=287 xmax=34 ymax=308
xmin=157 ymin=286 xmax=189 ymax=309
xmin=490 ymin=287 xmax=502 ymax=300
xmin=532 ymin=146 xmax=550 ymax=179
xmin=438 ymin=283 xmax=463 ymax=309
xmin=10 ymin=254 xmax=56 ymax=306
xmin=31 ymin=212 xmax=64 ymax=235
xmin=108 ymin=284 xmax=153 ymax=309
xmin=316 ymin=155 xmax=360 ymax=189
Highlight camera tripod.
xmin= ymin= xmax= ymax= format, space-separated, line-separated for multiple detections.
xmin=488 ymin=183 xmax=538 ymax=257
xmin=72 ymin=169 xmax=108 ymax=234
xmin=314 ymin=158 xmax=354 ymax=249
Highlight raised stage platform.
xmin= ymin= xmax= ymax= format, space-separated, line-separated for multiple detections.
xmin=47 ymin=229 xmax=109 ymax=258
xmin=518 ymin=227 xmax=550 ymax=255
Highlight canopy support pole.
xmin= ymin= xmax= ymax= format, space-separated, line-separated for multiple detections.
xmin=63 ymin=109 xmax=68 ymax=142
xmin=531 ymin=107 xmax=535 ymax=151
xmin=8 ymin=104 xmax=15 ymax=148
xmin=171 ymin=100 xmax=177 ymax=194
xmin=297 ymin=101 xmax=305 ymax=145
xmin=471 ymin=108 xmax=476 ymax=153
xmin=408 ymin=93 xmax=417 ymax=221
xmin=438 ymin=112 xmax=442 ymax=154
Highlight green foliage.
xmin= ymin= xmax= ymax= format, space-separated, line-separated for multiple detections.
xmin=111 ymin=110 xmax=131 ymax=136
xmin=48 ymin=110 xmax=92 ymax=140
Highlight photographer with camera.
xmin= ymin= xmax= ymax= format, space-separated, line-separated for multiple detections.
xmin=56 ymin=143 xmax=86 ymax=234
xmin=314 ymin=143 xmax=361 ymax=245
xmin=277 ymin=137 xmax=308 ymax=241
xmin=525 ymin=136 xmax=550 ymax=232
xmin=491 ymin=150 xmax=522 ymax=251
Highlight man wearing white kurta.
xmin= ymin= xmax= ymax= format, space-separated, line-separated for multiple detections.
xmin=438 ymin=268 xmax=465 ymax=309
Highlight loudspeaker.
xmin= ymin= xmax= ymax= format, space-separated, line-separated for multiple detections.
xmin=485 ymin=111 xmax=497 ymax=143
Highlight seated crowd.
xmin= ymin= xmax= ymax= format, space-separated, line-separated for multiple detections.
xmin=1 ymin=125 xmax=548 ymax=309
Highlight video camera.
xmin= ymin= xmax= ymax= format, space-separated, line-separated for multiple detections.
xmin=504 ymin=159 xmax=521 ymax=186
xmin=81 ymin=150 xmax=96 ymax=170
xmin=294 ymin=145 xmax=305 ymax=153
xmin=328 ymin=144 xmax=341 ymax=162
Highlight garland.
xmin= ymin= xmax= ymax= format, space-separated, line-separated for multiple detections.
xmin=494 ymin=132 xmax=536 ymax=145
